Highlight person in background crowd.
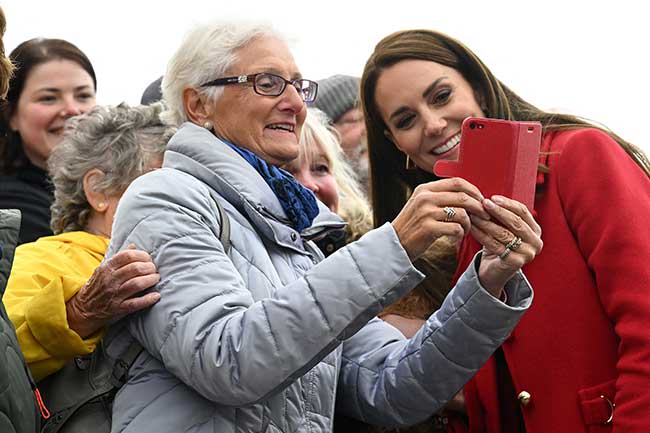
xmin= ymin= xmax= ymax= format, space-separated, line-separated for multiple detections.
xmin=361 ymin=28 xmax=650 ymax=433
xmin=141 ymin=76 xmax=163 ymax=105
xmin=0 ymin=38 xmax=97 ymax=244
xmin=312 ymin=74 xmax=369 ymax=192
xmin=4 ymin=103 xmax=171 ymax=381
xmin=103 ymin=20 xmax=540 ymax=433
xmin=0 ymin=6 xmax=41 ymax=432
xmin=282 ymin=108 xmax=372 ymax=256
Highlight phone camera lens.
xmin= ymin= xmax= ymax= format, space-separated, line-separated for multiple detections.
xmin=469 ymin=122 xmax=476 ymax=130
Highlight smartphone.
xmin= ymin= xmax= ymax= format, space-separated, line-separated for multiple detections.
xmin=433 ymin=117 xmax=542 ymax=210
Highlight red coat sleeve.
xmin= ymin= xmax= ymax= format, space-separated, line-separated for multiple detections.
xmin=555 ymin=129 xmax=650 ymax=432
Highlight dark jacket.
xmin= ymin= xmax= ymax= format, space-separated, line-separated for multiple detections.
xmin=0 ymin=162 xmax=54 ymax=245
xmin=0 ymin=209 xmax=40 ymax=433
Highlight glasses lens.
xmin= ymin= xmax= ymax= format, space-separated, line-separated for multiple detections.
xmin=254 ymin=73 xmax=284 ymax=96
xmin=295 ymin=80 xmax=318 ymax=103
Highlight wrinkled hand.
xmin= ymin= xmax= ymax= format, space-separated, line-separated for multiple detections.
xmin=470 ymin=195 xmax=543 ymax=297
xmin=392 ymin=178 xmax=490 ymax=261
xmin=66 ymin=244 xmax=161 ymax=338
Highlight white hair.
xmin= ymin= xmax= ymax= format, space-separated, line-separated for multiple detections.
xmin=161 ymin=19 xmax=285 ymax=126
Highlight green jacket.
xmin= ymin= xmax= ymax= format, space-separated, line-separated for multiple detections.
xmin=0 ymin=209 xmax=40 ymax=433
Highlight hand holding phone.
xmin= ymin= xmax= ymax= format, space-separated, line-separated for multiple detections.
xmin=433 ymin=117 xmax=542 ymax=210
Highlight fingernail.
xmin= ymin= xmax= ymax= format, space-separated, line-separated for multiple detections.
xmin=484 ymin=198 xmax=496 ymax=209
xmin=492 ymin=195 xmax=506 ymax=204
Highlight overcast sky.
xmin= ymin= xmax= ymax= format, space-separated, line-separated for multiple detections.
xmin=4 ymin=0 xmax=648 ymax=152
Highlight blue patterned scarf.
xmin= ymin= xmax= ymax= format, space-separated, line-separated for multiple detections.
xmin=223 ymin=140 xmax=319 ymax=232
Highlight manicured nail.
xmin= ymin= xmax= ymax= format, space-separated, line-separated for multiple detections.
xmin=492 ymin=195 xmax=506 ymax=204
xmin=483 ymin=198 xmax=496 ymax=209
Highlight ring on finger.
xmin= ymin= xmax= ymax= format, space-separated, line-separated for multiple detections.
xmin=499 ymin=247 xmax=512 ymax=260
xmin=505 ymin=236 xmax=523 ymax=251
xmin=443 ymin=207 xmax=456 ymax=222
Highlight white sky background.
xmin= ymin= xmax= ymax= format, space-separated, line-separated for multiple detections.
xmin=4 ymin=0 xmax=649 ymax=152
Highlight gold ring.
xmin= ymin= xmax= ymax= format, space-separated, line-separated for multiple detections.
xmin=499 ymin=247 xmax=512 ymax=260
xmin=506 ymin=236 xmax=523 ymax=251
xmin=443 ymin=207 xmax=456 ymax=222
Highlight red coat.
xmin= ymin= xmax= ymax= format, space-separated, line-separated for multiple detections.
xmin=451 ymin=129 xmax=650 ymax=433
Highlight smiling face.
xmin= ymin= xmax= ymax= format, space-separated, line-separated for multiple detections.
xmin=9 ymin=59 xmax=96 ymax=169
xmin=208 ymin=36 xmax=307 ymax=166
xmin=283 ymin=140 xmax=339 ymax=213
xmin=374 ymin=59 xmax=485 ymax=173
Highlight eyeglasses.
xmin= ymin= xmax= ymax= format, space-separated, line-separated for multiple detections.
xmin=201 ymin=73 xmax=318 ymax=103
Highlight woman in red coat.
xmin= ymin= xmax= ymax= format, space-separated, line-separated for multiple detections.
xmin=360 ymin=29 xmax=650 ymax=433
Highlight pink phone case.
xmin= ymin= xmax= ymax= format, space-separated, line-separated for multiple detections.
xmin=433 ymin=117 xmax=542 ymax=210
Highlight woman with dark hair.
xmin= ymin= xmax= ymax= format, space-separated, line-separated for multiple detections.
xmin=361 ymin=29 xmax=650 ymax=433
xmin=0 ymin=37 xmax=97 ymax=244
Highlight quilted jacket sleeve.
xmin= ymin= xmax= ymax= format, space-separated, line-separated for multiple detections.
xmin=336 ymin=255 xmax=533 ymax=427
xmin=107 ymin=169 xmax=425 ymax=406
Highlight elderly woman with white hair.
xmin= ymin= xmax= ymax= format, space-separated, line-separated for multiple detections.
xmin=4 ymin=103 xmax=172 ymax=382
xmin=104 ymin=21 xmax=542 ymax=433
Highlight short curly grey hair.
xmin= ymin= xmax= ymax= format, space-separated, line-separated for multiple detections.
xmin=49 ymin=102 xmax=174 ymax=234
xmin=161 ymin=19 xmax=284 ymax=126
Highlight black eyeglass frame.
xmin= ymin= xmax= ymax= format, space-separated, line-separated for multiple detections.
xmin=200 ymin=73 xmax=318 ymax=103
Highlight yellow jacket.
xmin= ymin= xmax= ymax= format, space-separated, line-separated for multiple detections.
xmin=4 ymin=231 xmax=109 ymax=381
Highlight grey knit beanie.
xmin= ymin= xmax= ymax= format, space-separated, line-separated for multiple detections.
xmin=312 ymin=75 xmax=360 ymax=123
xmin=141 ymin=76 xmax=163 ymax=105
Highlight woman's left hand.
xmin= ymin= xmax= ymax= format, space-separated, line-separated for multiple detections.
xmin=469 ymin=195 xmax=543 ymax=297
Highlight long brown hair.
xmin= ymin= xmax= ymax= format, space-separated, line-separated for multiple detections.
xmin=0 ymin=38 xmax=96 ymax=174
xmin=361 ymin=29 xmax=650 ymax=227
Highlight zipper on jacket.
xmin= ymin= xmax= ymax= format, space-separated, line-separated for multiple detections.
xmin=22 ymin=362 xmax=50 ymax=420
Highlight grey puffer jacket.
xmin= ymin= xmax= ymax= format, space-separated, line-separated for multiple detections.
xmin=106 ymin=123 xmax=533 ymax=433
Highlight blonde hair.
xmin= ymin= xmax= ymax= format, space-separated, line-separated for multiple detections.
xmin=300 ymin=109 xmax=372 ymax=241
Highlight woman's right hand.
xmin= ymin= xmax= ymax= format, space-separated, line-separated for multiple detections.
xmin=66 ymin=244 xmax=161 ymax=338
xmin=392 ymin=178 xmax=489 ymax=261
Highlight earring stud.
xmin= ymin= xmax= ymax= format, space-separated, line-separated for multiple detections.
xmin=203 ymin=121 xmax=213 ymax=131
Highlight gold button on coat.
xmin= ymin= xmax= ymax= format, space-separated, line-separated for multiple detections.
xmin=518 ymin=391 xmax=531 ymax=406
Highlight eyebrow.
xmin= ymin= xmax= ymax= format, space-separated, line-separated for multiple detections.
xmin=253 ymin=67 xmax=302 ymax=80
xmin=36 ymin=84 xmax=94 ymax=93
xmin=388 ymin=76 xmax=448 ymax=121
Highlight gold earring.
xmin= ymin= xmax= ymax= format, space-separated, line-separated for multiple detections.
xmin=405 ymin=154 xmax=416 ymax=170
xmin=98 ymin=202 xmax=106 ymax=209
xmin=203 ymin=121 xmax=213 ymax=131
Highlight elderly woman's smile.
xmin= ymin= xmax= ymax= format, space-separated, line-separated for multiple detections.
xmin=208 ymin=36 xmax=307 ymax=166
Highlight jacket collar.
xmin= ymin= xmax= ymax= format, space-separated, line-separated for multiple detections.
xmin=163 ymin=122 xmax=344 ymax=251
xmin=38 ymin=231 xmax=110 ymax=256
